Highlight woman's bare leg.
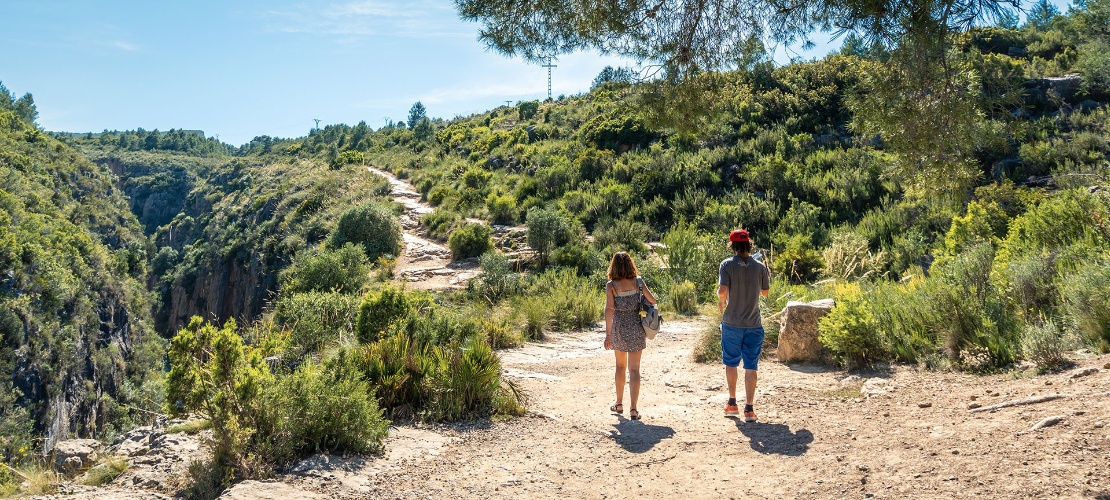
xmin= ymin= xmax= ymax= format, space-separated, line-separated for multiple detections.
xmin=614 ymin=350 xmax=627 ymax=406
xmin=627 ymin=350 xmax=642 ymax=411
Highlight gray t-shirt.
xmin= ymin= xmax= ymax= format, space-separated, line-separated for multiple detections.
xmin=719 ymin=255 xmax=771 ymax=328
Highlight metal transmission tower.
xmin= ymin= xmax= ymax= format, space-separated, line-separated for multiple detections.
xmin=313 ymin=119 xmax=321 ymax=130
xmin=542 ymin=58 xmax=557 ymax=101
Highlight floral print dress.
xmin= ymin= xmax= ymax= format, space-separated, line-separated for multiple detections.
xmin=609 ymin=283 xmax=646 ymax=352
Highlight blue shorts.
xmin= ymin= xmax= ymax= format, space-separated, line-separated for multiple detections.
xmin=721 ymin=324 xmax=764 ymax=370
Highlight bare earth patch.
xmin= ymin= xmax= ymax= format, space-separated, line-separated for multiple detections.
xmin=284 ymin=317 xmax=1108 ymax=499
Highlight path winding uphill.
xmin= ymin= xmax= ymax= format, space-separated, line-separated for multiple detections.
xmin=365 ymin=166 xmax=480 ymax=291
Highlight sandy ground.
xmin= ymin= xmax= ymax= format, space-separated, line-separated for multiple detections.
xmin=272 ymin=317 xmax=1110 ymax=499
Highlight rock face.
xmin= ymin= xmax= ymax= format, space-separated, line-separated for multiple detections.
xmin=53 ymin=439 xmax=101 ymax=474
xmin=777 ymin=299 xmax=835 ymax=363
xmin=218 ymin=481 xmax=325 ymax=500
xmin=110 ymin=422 xmax=210 ymax=491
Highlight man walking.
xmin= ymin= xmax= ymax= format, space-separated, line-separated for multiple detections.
xmin=717 ymin=229 xmax=770 ymax=422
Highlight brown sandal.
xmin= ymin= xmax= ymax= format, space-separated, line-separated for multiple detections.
xmin=629 ymin=409 xmax=641 ymax=420
xmin=610 ymin=403 xmax=623 ymax=414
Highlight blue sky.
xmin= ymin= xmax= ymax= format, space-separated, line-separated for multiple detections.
xmin=0 ymin=0 xmax=1072 ymax=146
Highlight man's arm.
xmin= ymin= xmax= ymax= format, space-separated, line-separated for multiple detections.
xmin=717 ymin=285 xmax=729 ymax=313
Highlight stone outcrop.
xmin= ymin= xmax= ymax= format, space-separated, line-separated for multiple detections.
xmin=53 ymin=439 xmax=101 ymax=474
xmin=777 ymin=299 xmax=835 ymax=363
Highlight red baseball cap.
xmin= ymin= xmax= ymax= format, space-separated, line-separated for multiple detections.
xmin=729 ymin=229 xmax=750 ymax=242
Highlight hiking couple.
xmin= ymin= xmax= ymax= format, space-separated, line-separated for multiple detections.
xmin=603 ymin=228 xmax=770 ymax=422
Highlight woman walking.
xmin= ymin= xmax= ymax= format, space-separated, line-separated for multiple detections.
xmin=604 ymin=251 xmax=657 ymax=421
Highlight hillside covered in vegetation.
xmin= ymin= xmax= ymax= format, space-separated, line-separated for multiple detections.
xmin=1 ymin=1 xmax=1109 ymax=495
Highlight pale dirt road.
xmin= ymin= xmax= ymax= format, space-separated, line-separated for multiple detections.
xmin=281 ymin=317 xmax=1110 ymax=499
xmin=35 ymin=318 xmax=1110 ymax=499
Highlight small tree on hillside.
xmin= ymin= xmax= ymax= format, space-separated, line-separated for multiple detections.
xmin=526 ymin=207 xmax=569 ymax=267
xmin=408 ymin=102 xmax=427 ymax=129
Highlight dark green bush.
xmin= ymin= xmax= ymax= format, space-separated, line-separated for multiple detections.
xmin=259 ymin=361 xmax=388 ymax=461
xmin=933 ymin=244 xmax=1021 ymax=370
xmin=448 ymin=223 xmax=492 ymax=260
xmin=329 ymin=202 xmax=402 ymax=262
xmin=356 ymin=285 xmax=430 ymax=343
xmin=279 ymin=243 xmax=370 ymax=294
xmin=273 ymin=291 xmax=360 ymax=358
xmin=526 ymin=207 xmax=572 ymax=266
xmin=421 ymin=208 xmax=462 ymax=240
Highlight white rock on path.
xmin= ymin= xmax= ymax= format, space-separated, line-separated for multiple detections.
xmin=777 ymin=299 xmax=835 ymax=363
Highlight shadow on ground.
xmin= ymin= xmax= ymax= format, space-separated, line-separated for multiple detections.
xmin=612 ymin=418 xmax=676 ymax=453
xmin=732 ymin=420 xmax=813 ymax=456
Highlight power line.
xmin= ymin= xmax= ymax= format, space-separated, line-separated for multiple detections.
xmin=542 ymin=57 xmax=557 ymax=101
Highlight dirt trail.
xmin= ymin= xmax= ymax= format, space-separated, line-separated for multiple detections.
xmin=34 ymin=317 xmax=1110 ymax=499
xmin=275 ymin=317 xmax=1109 ymax=499
xmin=366 ymin=166 xmax=479 ymax=291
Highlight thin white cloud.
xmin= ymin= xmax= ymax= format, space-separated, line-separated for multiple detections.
xmin=264 ymin=0 xmax=468 ymax=39
xmin=110 ymin=40 xmax=140 ymax=52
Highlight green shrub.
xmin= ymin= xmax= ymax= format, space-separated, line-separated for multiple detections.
xmin=943 ymin=201 xmax=1006 ymax=255
xmin=933 ymin=243 xmax=1021 ymax=370
xmin=821 ymin=231 xmax=888 ymax=281
xmin=667 ymin=280 xmax=699 ymax=315
xmin=1021 ymin=319 xmax=1072 ymax=373
xmin=867 ymin=279 xmax=942 ymax=363
xmin=532 ymin=268 xmax=604 ymax=330
xmin=258 ymin=361 xmax=388 ymax=462
xmin=486 ymin=193 xmax=517 ymax=224
xmin=167 ymin=317 xmax=270 ymax=470
xmin=591 ymin=218 xmax=649 ymax=254
xmin=422 ymin=208 xmax=462 ymax=240
xmin=662 ymin=221 xmax=730 ymax=301
xmin=692 ymin=319 xmax=722 ymax=364
xmin=1062 ymin=261 xmax=1110 ymax=353
xmin=356 ymin=285 xmax=430 ymax=343
xmin=818 ymin=283 xmax=886 ymax=369
xmin=427 ymin=338 xmax=507 ymax=421
xmin=518 ymin=295 xmax=552 ymax=340
xmin=551 ymin=242 xmax=600 ymax=276
xmin=448 ymin=223 xmax=492 ymax=260
xmin=279 ymin=243 xmax=370 ymax=294
xmin=471 ymin=251 xmax=523 ymax=302
xmin=1006 ymin=254 xmax=1059 ymax=319
xmin=526 ymin=207 xmax=572 ymax=266
xmin=328 ymin=202 xmax=402 ymax=262
xmin=273 ymin=291 xmax=361 ymax=357
xmin=772 ymin=234 xmax=824 ymax=283
xmin=351 ymin=329 xmax=433 ymax=418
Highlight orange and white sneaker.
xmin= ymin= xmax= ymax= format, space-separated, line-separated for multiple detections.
xmin=743 ymin=409 xmax=757 ymax=422
xmin=724 ymin=403 xmax=739 ymax=416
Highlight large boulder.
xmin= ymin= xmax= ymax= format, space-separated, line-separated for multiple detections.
xmin=777 ymin=299 xmax=835 ymax=363
xmin=53 ymin=438 xmax=101 ymax=474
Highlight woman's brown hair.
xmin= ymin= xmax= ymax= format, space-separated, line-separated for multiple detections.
xmin=607 ymin=251 xmax=639 ymax=280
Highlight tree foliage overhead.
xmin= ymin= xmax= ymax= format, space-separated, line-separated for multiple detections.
xmin=454 ymin=0 xmax=1018 ymax=74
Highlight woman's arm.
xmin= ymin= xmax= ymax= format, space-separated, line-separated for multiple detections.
xmin=640 ymin=278 xmax=659 ymax=305
xmin=604 ymin=282 xmax=615 ymax=350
